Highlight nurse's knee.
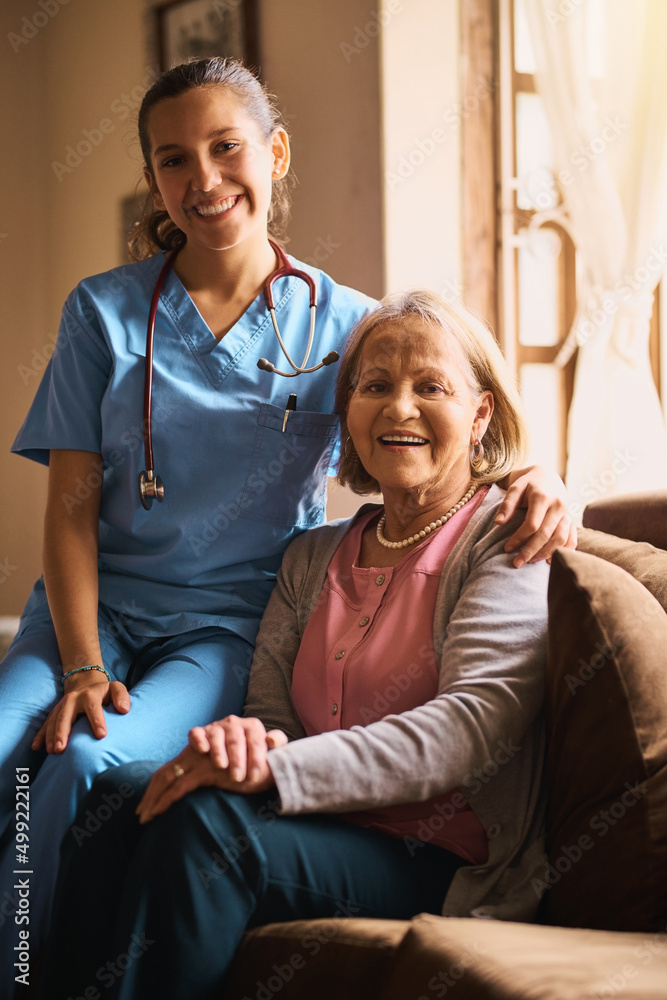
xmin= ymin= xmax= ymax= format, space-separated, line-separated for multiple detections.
xmin=60 ymin=718 xmax=155 ymax=779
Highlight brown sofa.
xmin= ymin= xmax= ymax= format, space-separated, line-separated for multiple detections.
xmin=222 ymin=491 xmax=667 ymax=1000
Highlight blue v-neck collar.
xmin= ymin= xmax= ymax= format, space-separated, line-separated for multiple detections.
xmin=156 ymin=254 xmax=299 ymax=388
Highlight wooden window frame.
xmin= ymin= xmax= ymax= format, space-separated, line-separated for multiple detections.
xmin=461 ymin=0 xmax=661 ymax=478
xmin=461 ymin=0 xmax=575 ymax=477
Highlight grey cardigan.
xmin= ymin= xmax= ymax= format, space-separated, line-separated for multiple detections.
xmin=244 ymin=486 xmax=550 ymax=922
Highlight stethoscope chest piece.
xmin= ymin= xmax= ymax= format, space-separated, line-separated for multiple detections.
xmin=138 ymin=470 xmax=165 ymax=511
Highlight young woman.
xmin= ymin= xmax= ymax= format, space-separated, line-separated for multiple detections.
xmin=0 ymin=58 xmax=571 ymax=971
xmin=41 ymin=291 xmax=552 ymax=1000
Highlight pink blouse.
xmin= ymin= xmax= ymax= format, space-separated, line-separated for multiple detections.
xmin=291 ymin=488 xmax=490 ymax=864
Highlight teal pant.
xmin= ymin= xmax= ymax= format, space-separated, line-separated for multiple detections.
xmin=40 ymin=764 xmax=465 ymax=1000
xmin=0 ymin=606 xmax=251 ymax=981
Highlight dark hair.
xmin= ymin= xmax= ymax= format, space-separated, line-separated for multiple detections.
xmin=335 ymin=289 xmax=528 ymax=495
xmin=129 ymin=58 xmax=292 ymax=261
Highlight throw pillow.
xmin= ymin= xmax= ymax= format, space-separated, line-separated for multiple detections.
xmin=540 ymin=548 xmax=667 ymax=931
xmin=577 ymin=527 xmax=667 ymax=613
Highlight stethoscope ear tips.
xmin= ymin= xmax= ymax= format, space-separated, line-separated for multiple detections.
xmin=138 ymin=470 xmax=165 ymax=511
xmin=257 ymin=351 xmax=339 ymax=378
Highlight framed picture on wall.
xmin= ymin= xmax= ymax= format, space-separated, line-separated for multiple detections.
xmin=156 ymin=0 xmax=258 ymax=72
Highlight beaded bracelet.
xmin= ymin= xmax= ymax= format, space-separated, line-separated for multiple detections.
xmin=62 ymin=664 xmax=111 ymax=686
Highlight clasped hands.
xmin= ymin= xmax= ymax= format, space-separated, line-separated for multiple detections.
xmin=136 ymin=716 xmax=286 ymax=824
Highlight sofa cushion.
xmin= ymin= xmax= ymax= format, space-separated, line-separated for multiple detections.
xmin=583 ymin=490 xmax=667 ymax=550
xmin=381 ymin=914 xmax=667 ymax=1000
xmin=577 ymin=527 xmax=667 ymax=612
xmin=223 ymin=918 xmax=409 ymax=1000
xmin=540 ymin=548 xmax=667 ymax=931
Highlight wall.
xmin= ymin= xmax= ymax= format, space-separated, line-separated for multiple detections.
xmin=0 ymin=3 xmax=50 ymax=621
xmin=259 ymin=0 xmax=384 ymax=296
xmin=0 ymin=0 xmax=147 ymax=617
xmin=0 ymin=0 xmax=460 ymax=614
xmin=380 ymin=0 xmax=461 ymax=297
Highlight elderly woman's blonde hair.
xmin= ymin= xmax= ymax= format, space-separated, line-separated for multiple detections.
xmin=335 ymin=289 xmax=528 ymax=495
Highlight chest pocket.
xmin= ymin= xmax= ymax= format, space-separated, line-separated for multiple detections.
xmin=239 ymin=403 xmax=338 ymax=528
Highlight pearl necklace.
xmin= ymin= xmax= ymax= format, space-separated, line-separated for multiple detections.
xmin=376 ymin=483 xmax=479 ymax=550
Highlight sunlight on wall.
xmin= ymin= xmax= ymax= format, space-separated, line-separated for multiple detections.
xmin=380 ymin=0 xmax=461 ymax=298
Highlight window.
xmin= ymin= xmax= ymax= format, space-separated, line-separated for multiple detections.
xmin=461 ymin=0 xmax=662 ymax=478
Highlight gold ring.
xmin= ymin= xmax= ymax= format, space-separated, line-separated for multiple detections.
xmin=172 ymin=764 xmax=185 ymax=778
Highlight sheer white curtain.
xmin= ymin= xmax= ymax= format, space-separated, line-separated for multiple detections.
xmin=524 ymin=0 xmax=667 ymax=516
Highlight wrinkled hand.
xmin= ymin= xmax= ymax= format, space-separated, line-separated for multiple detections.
xmin=136 ymin=716 xmax=287 ymax=824
xmin=495 ymin=467 xmax=576 ymax=567
xmin=31 ymin=675 xmax=131 ymax=754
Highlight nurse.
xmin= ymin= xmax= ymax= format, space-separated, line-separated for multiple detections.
xmin=0 ymin=57 xmax=572 ymax=968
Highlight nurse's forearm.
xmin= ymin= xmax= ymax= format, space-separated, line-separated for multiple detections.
xmin=43 ymin=450 xmax=104 ymax=674
xmin=502 ymin=464 xmax=561 ymax=489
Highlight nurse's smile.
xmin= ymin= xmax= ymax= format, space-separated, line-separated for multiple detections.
xmin=189 ymin=194 xmax=243 ymax=218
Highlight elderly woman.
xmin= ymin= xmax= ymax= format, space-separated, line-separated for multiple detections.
xmin=41 ymin=291 xmax=550 ymax=1000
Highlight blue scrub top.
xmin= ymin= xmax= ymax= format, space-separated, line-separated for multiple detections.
xmin=12 ymin=252 xmax=375 ymax=642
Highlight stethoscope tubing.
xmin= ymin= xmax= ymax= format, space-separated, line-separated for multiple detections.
xmin=143 ymin=247 xmax=182 ymax=476
xmin=267 ymin=305 xmax=317 ymax=375
xmin=263 ymin=242 xmax=316 ymax=310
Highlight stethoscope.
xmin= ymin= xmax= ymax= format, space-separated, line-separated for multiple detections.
xmin=138 ymin=240 xmax=339 ymax=510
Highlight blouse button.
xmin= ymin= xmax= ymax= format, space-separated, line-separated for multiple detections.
xmin=375 ymin=574 xmax=386 ymax=585
xmin=331 ymin=703 xmax=338 ymax=715
xmin=359 ymin=616 xmax=369 ymax=626
xmin=487 ymin=823 xmax=502 ymax=839
xmin=334 ymin=649 xmax=345 ymax=660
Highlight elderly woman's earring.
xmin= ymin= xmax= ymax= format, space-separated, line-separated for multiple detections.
xmin=470 ymin=438 xmax=485 ymax=471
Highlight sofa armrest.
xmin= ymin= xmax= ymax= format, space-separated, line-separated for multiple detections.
xmin=223 ymin=918 xmax=409 ymax=1000
xmin=380 ymin=915 xmax=667 ymax=1000
xmin=582 ymin=490 xmax=667 ymax=549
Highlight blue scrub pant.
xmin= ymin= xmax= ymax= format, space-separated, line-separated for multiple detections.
xmin=39 ymin=764 xmax=465 ymax=1000
xmin=0 ymin=608 xmax=251 ymax=980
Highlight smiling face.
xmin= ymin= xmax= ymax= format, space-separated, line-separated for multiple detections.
xmin=144 ymin=84 xmax=289 ymax=253
xmin=346 ymin=317 xmax=494 ymax=506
